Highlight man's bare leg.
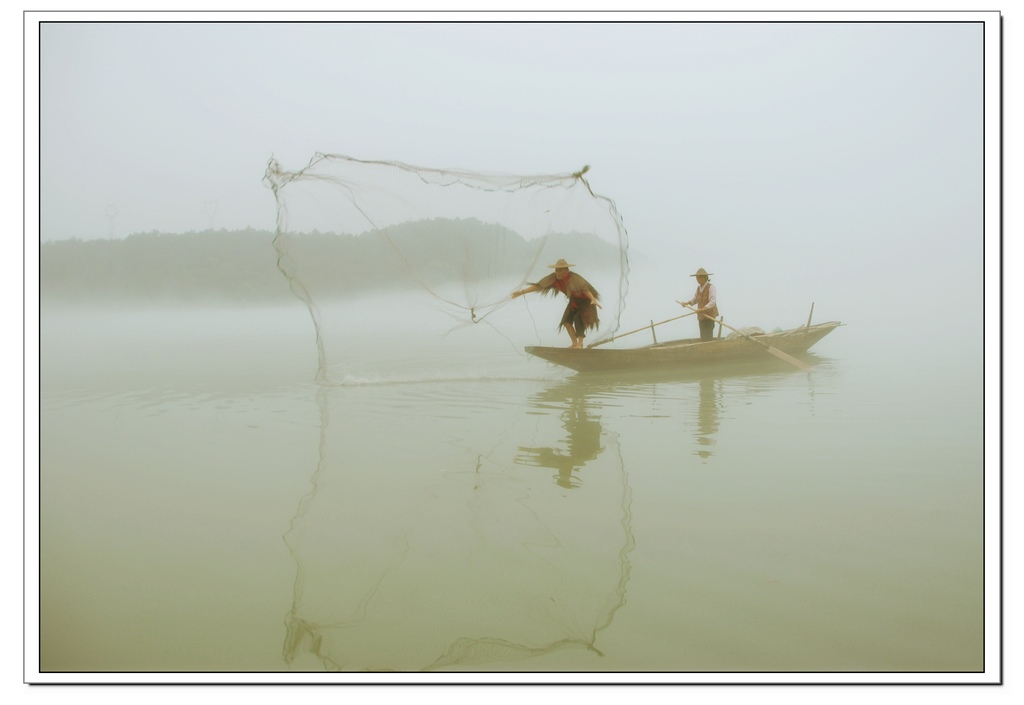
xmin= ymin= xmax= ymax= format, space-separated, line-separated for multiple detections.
xmin=564 ymin=324 xmax=581 ymax=348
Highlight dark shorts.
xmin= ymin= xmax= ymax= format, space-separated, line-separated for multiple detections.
xmin=560 ymin=300 xmax=599 ymax=337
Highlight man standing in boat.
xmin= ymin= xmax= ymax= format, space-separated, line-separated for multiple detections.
xmin=512 ymin=258 xmax=602 ymax=349
xmin=680 ymin=267 xmax=719 ymax=341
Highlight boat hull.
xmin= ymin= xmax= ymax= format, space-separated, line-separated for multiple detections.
xmin=525 ymin=321 xmax=842 ymax=374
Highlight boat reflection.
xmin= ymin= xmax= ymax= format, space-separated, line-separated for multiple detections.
xmin=523 ymin=354 xmax=834 ymax=465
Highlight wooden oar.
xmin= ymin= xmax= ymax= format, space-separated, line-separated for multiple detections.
xmin=587 ymin=310 xmax=700 ymax=348
xmin=678 ymin=303 xmax=812 ymax=371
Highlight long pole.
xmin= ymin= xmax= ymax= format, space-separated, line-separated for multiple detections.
xmin=678 ymin=303 xmax=812 ymax=371
xmin=587 ymin=310 xmax=700 ymax=348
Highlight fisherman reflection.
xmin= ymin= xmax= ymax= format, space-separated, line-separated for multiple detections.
xmin=694 ymin=378 xmax=722 ymax=461
xmin=515 ymin=385 xmax=604 ymax=489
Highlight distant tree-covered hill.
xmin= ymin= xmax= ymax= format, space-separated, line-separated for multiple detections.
xmin=39 ymin=220 xmax=622 ymax=306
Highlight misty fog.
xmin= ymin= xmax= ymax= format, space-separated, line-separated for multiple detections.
xmin=30 ymin=11 xmax=997 ymax=684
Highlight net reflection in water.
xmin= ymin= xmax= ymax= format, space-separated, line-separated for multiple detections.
xmin=282 ymin=379 xmax=634 ymax=672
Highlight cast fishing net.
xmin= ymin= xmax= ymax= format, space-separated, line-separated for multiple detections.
xmin=263 ymin=153 xmax=630 ymax=383
xmin=263 ymin=154 xmax=635 ymax=671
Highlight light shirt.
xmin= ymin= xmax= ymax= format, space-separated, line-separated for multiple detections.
xmin=691 ymin=281 xmax=716 ymax=308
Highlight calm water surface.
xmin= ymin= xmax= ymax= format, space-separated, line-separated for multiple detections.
xmin=37 ymin=305 xmax=985 ymax=676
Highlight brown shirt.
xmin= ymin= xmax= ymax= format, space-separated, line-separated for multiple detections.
xmin=693 ymin=282 xmax=719 ymax=320
xmin=535 ymin=272 xmax=600 ymax=307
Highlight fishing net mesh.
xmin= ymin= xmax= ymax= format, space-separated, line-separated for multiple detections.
xmin=263 ymin=153 xmax=630 ymax=383
xmin=262 ymin=154 xmax=636 ymax=671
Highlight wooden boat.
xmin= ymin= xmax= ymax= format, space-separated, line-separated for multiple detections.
xmin=525 ymin=320 xmax=842 ymax=374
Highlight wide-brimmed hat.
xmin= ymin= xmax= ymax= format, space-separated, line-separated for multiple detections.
xmin=548 ymin=258 xmax=575 ymax=269
xmin=690 ymin=267 xmax=713 ymax=277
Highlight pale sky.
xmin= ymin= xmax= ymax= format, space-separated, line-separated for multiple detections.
xmin=36 ymin=17 xmax=985 ymax=242
xmin=31 ymin=12 xmax=998 ymax=327
xmin=11 ymin=8 xmax=1016 ymax=696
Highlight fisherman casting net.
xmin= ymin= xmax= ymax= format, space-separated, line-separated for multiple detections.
xmin=263 ymin=153 xmax=630 ymax=383
xmin=262 ymin=154 xmax=636 ymax=671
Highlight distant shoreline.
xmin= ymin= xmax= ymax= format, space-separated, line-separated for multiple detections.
xmin=40 ymin=222 xmax=624 ymax=306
